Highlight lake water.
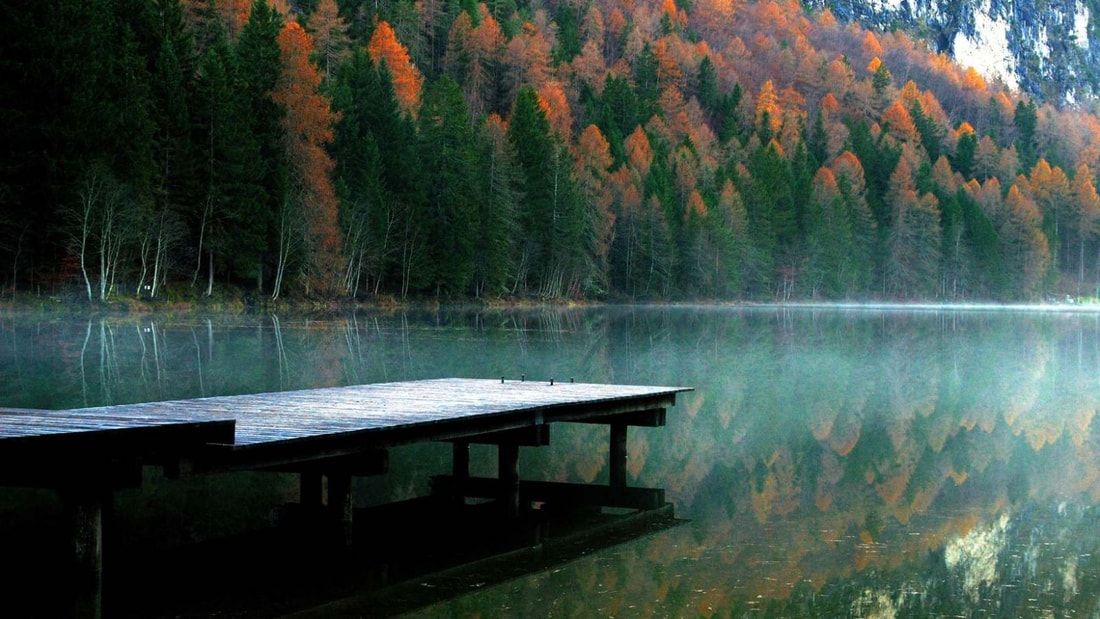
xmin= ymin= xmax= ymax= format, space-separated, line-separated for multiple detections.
xmin=2 ymin=305 xmax=1100 ymax=617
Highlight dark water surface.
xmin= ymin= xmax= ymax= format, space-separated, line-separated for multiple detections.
xmin=3 ymin=305 xmax=1100 ymax=617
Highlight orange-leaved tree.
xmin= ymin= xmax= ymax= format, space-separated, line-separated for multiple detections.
xmin=1071 ymin=164 xmax=1100 ymax=288
xmin=574 ymin=124 xmax=616 ymax=288
xmin=367 ymin=20 xmax=423 ymax=116
xmin=273 ymin=20 xmax=341 ymax=297
xmin=306 ymin=0 xmax=349 ymax=79
xmin=1000 ymin=183 xmax=1051 ymax=298
xmin=885 ymin=154 xmax=941 ymax=297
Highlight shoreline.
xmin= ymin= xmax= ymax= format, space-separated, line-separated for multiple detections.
xmin=3 ymin=291 xmax=1100 ymax=317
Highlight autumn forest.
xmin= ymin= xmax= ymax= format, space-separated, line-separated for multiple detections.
xmin=5 ymin=0 xmax=1100 ymax=303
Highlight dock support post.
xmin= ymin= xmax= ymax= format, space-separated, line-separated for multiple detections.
xmin=452 ymin=440 xmax=470 ymax=507
xmin=326 ymin=472 xmax=354 ymax=549
xmin=498 ymin=443 xmax=520 ymax=518
xmin=65 ymin=488 xmax=109 ymax=619
xmin=300 ymin=472 xmax=322 ymax=507
xmin=610 ymin=422 xmax=628 ymax=490
xmin=453 ymin=440 xmax=470 ymax=480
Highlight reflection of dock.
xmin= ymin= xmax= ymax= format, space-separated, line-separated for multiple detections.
xmin=0 ymin=378 xmax=689 ymax=617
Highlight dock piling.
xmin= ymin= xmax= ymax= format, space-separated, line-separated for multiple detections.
xmin=64 ymin=487 xmax=109 ymax=619
xmin=498 ymin=443 xmax=521 ymax=519
xmin=610 ymin=423 xmax=628 ymax=490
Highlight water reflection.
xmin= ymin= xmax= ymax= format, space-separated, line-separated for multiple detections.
xmin=2 ymin=307 xmax=1100 ymax=616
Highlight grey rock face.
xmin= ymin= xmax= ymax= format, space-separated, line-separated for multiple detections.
xmin=806 ymin=0 xmax=1100 ymax=104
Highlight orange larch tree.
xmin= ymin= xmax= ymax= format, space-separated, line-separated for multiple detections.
xmin=537 ymin=80 xmax=574 ymax=139
xmin=273 ymin=20 xmax=341 ymax=297
xmin=625 ymin=125 xmax=654 ymax=183
xmin=831 ymin=150 xmax=876 ymax=286
xmin=881 ymin=100 xmax=920 ymax=146
xmin=574 ymin=124 xmax=616 ymax=284
xmin=1071 ymin=164 xmax=1100 ymax=288
xmin=1001 ymin=183 xmax=1052 ymax=298
xmin=367 ymin=20 xmax=423 ymax=116
xmin=572 ymin=38 xmax=609 ymax=96
xmin=467 ymin=9 xmax=507 ymax=119
xmin=306 ymin=0 xmax=349 ymax=78
xmin=885 ymin=155 xmax=941 ymax=297
xmin=755 ymin=80 xmax=782 ymax=137
xmin=1024 ymin=158 xmax=1071 ymax=269
xmin=504 ymin=22 xmax=553 ymax=102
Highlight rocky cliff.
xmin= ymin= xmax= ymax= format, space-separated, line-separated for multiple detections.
xmin=807 ymin=0 xmax=1100 ymax=105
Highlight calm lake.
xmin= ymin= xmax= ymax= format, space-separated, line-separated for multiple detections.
xmin=2 ymin=305 xmax=1100 ymax=617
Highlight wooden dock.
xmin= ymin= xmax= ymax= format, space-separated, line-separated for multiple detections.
xmin=0 ymin=378 xmax=689 ymax=617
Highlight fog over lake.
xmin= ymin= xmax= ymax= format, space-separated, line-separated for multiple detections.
xmin=2 ymin=305 xmax=1100 ymax=617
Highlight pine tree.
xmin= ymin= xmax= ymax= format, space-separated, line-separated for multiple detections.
xmin=957 ymin=186 xmax=1002 ymax=298
xmin=884 ymin=156 xmax=941 ymax=298
xmin=1014 ymin=99 xmax=1039 ymax=171
xmin=418 ymin=76 xmax=479 ymax=295
xmin=475 ymin=115 xmax=521 ymax=297
xmin=330 ymin=49 xmax=423 ymax=296
xmin=235 ymin=0 xmax=286 ymax=291
xmin=507 ymin=86 xmax=556 ymax=294
xmin=142 ymin=0 xmax=196 ymax=298
xmin=804 ymin=168 xmax=857 ymax=298
xmin=192 ymin=27 xmax=265 ymax=295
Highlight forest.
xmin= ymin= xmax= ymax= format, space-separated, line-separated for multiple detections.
xmin=4 ymin=0 xmax=1100 ymax=303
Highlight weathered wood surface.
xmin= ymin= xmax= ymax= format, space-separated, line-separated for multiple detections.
xmin=0 ymin=379 xmax=688 ymax=472
xmin=62 ymin=379 xmax=684 ymax=446
xmin=0 ymin=409 xmax=235 ymax=454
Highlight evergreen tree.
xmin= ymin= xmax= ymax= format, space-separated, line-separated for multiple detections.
xmin=696 ymin=56 xmax=719 ymax=113
xmin=552 ymin=2 xmax=581 ymax=65
xmin=847 ymin=119 xmax=900 ymax=232
xmin=507 ymin=86 xmax=556 ymax=294
xmin=417 ymin=76 xmax=479 ymax=295
xmin=234 ymin=0 xmax=286 ymax=291
xmin=48 ymin=0 xmax=157 ymax=300
xmin=957 ymin=187 xmax=1002 ymax=297
xmin=192 ymin=29 xmax=265 ymax=296
xmin=804 ymin=168 xmax=858 ymax=298
xmin=909 ymin=101 xmax=942 ymax=163
xmin=884 ymin=157 xmax=941 ymax=298
xmin=953 ymin=129 xmax=977 ymax=178
xmin=330 ymin=49 xmax=423 ymax=296
xmin=1014 ymin=99 xmax=1039 ymax=171
xmin=474 ymin=115 xmax=521 ymax=297
xmin=632 ymin=44 xmax=661 ymax=124
xmin=145 ymin=0 xmax=196 ymax=298
xmin=598 ymin=75 xmax=640 ymax=163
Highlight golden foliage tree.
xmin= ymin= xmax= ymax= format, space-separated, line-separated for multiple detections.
xmin=273 ymin=20 xmax=341 ymax=296
xmin=1071 ymin=164 xmax=1100 ymax=288
xmin=367 ymin=20 xmax=423 ymax=115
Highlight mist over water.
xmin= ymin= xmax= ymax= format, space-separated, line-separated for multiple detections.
xmin=2 ymin=305 xmax=1100 ymax=616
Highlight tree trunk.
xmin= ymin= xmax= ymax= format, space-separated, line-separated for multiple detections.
xmin=205 ymin=250 xmax=214 ymax=297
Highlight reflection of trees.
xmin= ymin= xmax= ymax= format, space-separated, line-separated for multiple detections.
xmin=8 ymin=308 xmax=1100 ymax=615
xmin=570 ymin=308 xmax=1100 ymax=616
